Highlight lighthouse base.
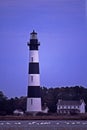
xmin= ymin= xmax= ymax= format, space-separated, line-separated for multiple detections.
xmin=26 ymin=98 xmax=42 ymax=113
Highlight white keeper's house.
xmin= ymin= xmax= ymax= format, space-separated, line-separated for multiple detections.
xmin=57 ymin=99 xmax=85 ymax=114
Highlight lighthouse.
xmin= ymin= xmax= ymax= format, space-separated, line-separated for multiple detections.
xmin=26 ymin=30 xmax=42 ymax=113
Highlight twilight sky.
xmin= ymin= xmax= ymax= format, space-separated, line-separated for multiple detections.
xmin=0 ymin=0 xmax=87 ymax=98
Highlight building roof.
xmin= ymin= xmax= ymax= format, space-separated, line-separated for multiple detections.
xmin=57 ymin=99 xmax=84 ymax=106
xmin=30 ymin=30 xmax=37 ymax=35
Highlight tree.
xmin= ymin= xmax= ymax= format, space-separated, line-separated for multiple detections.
xmin=0 ymin=86 xmax=87 ymax=115
xmin=0 ymin=91 xmax=7 ymax=115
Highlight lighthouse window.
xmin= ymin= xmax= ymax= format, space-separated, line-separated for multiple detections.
xmin=31 ymin=76 xmax=33 ymax=82
xmin=31 ymin=99 xmax=33 ymax=105
xmin=31 ymin=57 xmax=33 ymax=62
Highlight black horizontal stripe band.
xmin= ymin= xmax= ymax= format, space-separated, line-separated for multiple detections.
xmin=27 ymin=39 xmax=40 ymax=50
xmin=29 ymin=45 xmax=39 ymax=50
xmin=27 ymin=86 xmax=41 ymax=97
xmin=30 ymin=39 xmax=38 ymax=44
xmin=29 ymin=63 xmax=40 ymax=74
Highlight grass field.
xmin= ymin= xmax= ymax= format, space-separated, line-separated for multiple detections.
xmin=0 ymin=114 xmax=87 ymax=120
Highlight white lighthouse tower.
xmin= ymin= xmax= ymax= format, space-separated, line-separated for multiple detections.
xmin=26 ymin=30 xmax=42 ymax=113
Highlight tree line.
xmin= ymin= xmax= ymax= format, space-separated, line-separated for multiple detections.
xmin=0 ymin=86 xmax=87 ymax=115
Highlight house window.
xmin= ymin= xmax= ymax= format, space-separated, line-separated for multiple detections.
xmin=76 ymin=106 xmax=79 ymax=109
xmin=71 ymin=106 xmax=74 ymax=109
xmin=64 ymin=106 xmax=66 ymax=109
xmin=68 ymin=111 xmax=70 ymax=114
xmin=31 ymin=76 xmax=33 ymax=82
xmin=74 ymin=106 xmax=76 ymax=109
xmin=68 ymin=106 xmax=70 ymax=109
xmin=64 ymin=110 xmax=66 ymax=114
xmin=60 ymin=106 xmax=62 ymax=109
xmin=57 ymin=106 xmax=60 ymax=109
